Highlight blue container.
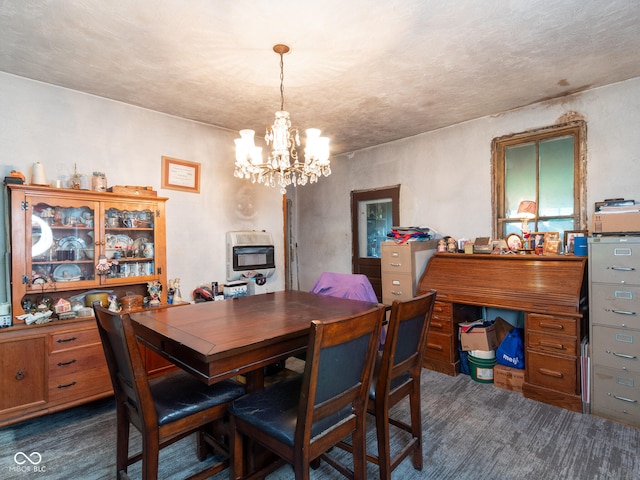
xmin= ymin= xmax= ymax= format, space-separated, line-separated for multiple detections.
xmin=574 ymin=236 xmax=588 ymax=256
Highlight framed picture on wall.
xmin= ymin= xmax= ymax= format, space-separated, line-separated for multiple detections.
xmin=564 ymin=230 xmax=587 ymax=255
xmin=161 ymin=156 xmax=201 ymax=193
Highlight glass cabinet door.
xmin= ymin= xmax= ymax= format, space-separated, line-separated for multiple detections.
xmin=29 ymin=198 xmax=98 ymax=291
xmin=102 ymin=203 xmax=157 ymax=281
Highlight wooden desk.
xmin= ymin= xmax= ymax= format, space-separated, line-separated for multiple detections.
xmin=417 ymin=253 xmax=588 ymax=412
xmin=129 ymin=290 xmax=380 ymax=391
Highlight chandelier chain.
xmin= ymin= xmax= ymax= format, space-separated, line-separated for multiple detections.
xmin=279 ymin=52 xmax=285 ymax=112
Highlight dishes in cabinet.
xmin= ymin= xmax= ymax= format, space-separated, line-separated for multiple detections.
xmin=53 ymin=264 xmax=83 ymax=282
xmin=133 ymin=237 xmax=150 ymax=255
xmin=105 ymin=234 xmax=133 ymax=249
xmin=58 ymin=236 xmax=87 ymax=251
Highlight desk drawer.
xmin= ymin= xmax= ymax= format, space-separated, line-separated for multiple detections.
xmin=590 ymin=284 xmax=640 ymax=329
xmin=526 ymin=350 xmax=578 ymax=395
xmin=424 ymin=331 xmax=454 ymax=364
xmin=527 ymin=313 xmax=578 ymax=337
xmin=592 ymin=365 xmax=640 ymax=428
xmin=527 ymin=331 xmax=577 ymax=357
xmin=592 ymin=325 xmax=640 ymax=373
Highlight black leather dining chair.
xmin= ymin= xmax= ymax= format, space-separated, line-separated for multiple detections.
xmin=364 ymin=290 xmax=436 ymax=479
xmin=92 ymin=303 xmax=246 ymax=480
xmin=228 ymin=305 xmax=385 ymax=480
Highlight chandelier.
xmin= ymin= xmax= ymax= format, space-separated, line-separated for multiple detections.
xmin=234 ymin=44 xmax=331 ymax=194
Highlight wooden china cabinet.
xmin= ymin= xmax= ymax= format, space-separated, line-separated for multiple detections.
xmin=0 ymin=184 xmax=171 ymax=427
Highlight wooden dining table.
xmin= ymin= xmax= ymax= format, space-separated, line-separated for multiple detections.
xmin=129 ymin=290 xmax=380 ymax=391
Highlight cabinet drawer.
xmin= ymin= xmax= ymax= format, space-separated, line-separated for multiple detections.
xmin=381 ymin=246 xmax=412 ymax=273
xmin=433 ymin=301 xmax=452 ymax=318
xmin=526 ymin=350 xmax=578 ymax=395
xmin=527 ymin=331 xmax=577 ymax=357
xmin=50 ymin=328 xmax=101 ymax=353
xmin=592 ymin=325 xmax=640 ymax=373
xmin=590 ymin=284 xmax=640 ymax=329
xmin=49 ymin=344 xmax=108 ymax=378
xmin=382 ymin=272 xmax=413 ymax=302
xmin=590 ymin=243 xmax=640 ymax=285
xmin=48 ymin=367 xmax=111 ymax=403
xmin=592 ymin=365 xmax=640 ymax=428
xmin=526 ymin=313 xmax=578 ymax=337
xmin=424 ymin=331 xmax=455 ymax=364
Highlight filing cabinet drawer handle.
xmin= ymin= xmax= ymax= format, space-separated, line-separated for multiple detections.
xmin=539 ymin=322 xmax=563 ymax=330
xmin=611 ymin=309 xmax=637 ymax=316
xmin=611 ymin=351 xmax=637 ymax=359
xmin=391 ymin=291 xmax=403 ymax=296
xmin=390 ymin=263 xmax=402 ymax=267
xmin=539 ymin=368 xmax=563 ymax=379
xmin=611 ymin=266 xmax=635 ymax=271
xmin=57 ymin=359 xmax=77 ymax=367
xmin=612 ymin=394 xmax=637 ymax=404
xmin=57 ymin=336 xmax=77 ymax=343
xmin=540 ymin=341 xmax=565 ymax=350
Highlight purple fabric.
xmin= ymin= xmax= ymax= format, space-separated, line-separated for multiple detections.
xmin=310 ymin=272 xmax=385 ymax=347
xmin=310 ymin=272 xmax=378 ymax=303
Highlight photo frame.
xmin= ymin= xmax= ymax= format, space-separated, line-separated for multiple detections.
xmin=564 ymin=230 xmax=587 ymax=255
xmin=505 ymin=233 xmax=523 ymax=251
xmin=544 ymin=231 xmax=561 ymax=255
xmin=528 ymin=232 xmax=546 ymax=252
xmin=161 ymin=156 xmax=201 ymax=193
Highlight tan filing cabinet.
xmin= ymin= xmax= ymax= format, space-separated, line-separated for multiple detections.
xmin=380 ymin=240 xmax=437 ymax=305
xmin=589 ymin=236 xmax=640 ymax=427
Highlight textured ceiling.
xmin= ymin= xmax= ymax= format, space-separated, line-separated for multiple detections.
xmin=1 ymin=1 xmax=640 ymax=155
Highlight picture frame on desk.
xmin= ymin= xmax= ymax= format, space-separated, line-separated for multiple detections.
xmin=544 ymin=232 xmax=561 ymax=255
xmin=505 ymin=233 xmax=523 ymax=251
xmin=564 ymin=230 xmax=587 ymax=255
xmin=528 ymin=232 xmax=545 ymax=252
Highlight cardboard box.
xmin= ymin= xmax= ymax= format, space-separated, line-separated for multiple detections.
xmin=592 ymin=212 xmax=640 ymax=234
xmin=493 ymin=364 xmax=525 ymax=392
xmin=459 ymin=321 xmax=499 ymax=351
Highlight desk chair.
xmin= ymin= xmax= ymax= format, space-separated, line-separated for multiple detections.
xmin=228 ymin=305 xmax=385 ymax=480
xmin=93 ymin=303 xmax=245 ymax=480
xmin=365 ymin=290 xmax=436 ymax=479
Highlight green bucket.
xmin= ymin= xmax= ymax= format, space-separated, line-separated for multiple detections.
xmin=468 ymin=353 xmax=496 ymax=383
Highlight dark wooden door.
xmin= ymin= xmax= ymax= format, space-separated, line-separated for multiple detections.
xmin=351 ymin=186 xmax=400 ymax=301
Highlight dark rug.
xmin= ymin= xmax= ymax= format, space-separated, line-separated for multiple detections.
xmin=1 ymin=359 xmax=638 ymax=479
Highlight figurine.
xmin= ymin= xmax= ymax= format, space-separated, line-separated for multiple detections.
xmin=438 ymin=239 xmax=447 ymax=252
xmin=447 ymin=237 xmax=457 ymax=253
xmin=147 ymin=281 xmax=162 ymax=306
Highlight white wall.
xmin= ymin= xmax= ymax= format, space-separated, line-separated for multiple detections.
xmin=0 ymin=72 xmax=286 ymax=302
xmin=293 ymin=77 xmax=640 ymax=291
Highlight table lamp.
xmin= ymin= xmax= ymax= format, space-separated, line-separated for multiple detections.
xmin=517 ymin=200 xmax=537 ymax=249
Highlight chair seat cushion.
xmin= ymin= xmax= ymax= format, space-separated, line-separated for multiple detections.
xmin=229 ymin=375 xmax=352 ymax=447
xmin=150 ymin=371 xmax=245 ymax=426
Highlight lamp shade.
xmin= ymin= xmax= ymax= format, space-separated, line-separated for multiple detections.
xmin=517 ymin=200 xmax=537 ymax=219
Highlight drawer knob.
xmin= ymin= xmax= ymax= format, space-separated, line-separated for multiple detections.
xmin=15 ymin=370 xmax=25 ymax=381
xmin=539 ymin=368 xmax=563 ymax=379
xmin=610 ymin=351 xmax=637 ymax=360
xmin=391 ymin=291 xmax=403 ymax=296
xmin=611 ymin=309 xmax=636 ymax=316
xmin=390 ymin=263 xmax=402 ymax=267
xmin=539 ymin=322 xmax=563 ymax=330
xmin=611 ymin=266 xmax=635 ymax=272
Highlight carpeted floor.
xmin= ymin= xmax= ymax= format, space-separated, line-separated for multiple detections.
xmin=1 ymin=359 xmax=638 ymax=479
